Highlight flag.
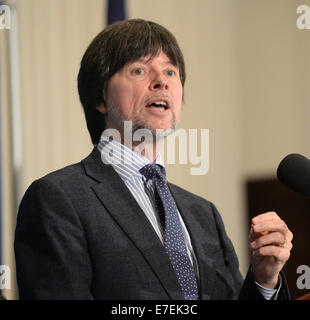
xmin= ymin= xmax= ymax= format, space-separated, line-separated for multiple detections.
xmin=107 ymin=0 xmax=126 ymax=25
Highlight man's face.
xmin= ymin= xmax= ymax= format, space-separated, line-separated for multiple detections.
xmin=97 ymin=51 xmax=183 ymax=137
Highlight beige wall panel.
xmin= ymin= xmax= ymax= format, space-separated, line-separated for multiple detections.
xmin=237 ymin=0 xmax=310 ymax=178
xmin=18 ymin=0 xmax=103 ymax=190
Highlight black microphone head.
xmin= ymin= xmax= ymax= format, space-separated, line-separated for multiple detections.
xmin=277 ymin=153 xmax=310 ymax=197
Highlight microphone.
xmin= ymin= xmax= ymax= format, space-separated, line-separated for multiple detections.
xmin=277 ymin=153 xmax=310 ymax=197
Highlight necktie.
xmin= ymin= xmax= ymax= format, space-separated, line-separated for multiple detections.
xmin=140 ymin=163 xmax=199 ymax=300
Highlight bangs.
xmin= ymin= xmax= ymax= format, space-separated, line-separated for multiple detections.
xmin=107 ymin=20 xmax=185 ymax=84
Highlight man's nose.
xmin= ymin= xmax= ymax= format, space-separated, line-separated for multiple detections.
xmin=150 ymin=74 xmax=169 ymax=91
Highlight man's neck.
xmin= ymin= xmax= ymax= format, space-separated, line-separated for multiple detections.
xmin=132 ymin=139 xmax=163 ymax=163
xmin=101 ymin=126 xmax=165 ymax=162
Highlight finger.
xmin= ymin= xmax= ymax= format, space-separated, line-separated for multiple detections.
xmin=252 ymin=219 xmax=289 ymax=236
xmin=249 ymin=224 xmax=269 ymax=241
xmin=250 ymin=231 xmax=285 ymax=249
xmin=253 ymin=245 xmax=291 ymax=262
xmin=252 ymin=212 xmax=279 ymax=224
xmin=250 ymin=229 xmax=269 ymax=242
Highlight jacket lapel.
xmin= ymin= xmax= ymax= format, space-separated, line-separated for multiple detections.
xmin=82 ymin=148 xmax=184 ymax=300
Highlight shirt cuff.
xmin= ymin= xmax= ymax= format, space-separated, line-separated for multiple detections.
xmin=255 ymin=275 xmax=282 ymax=300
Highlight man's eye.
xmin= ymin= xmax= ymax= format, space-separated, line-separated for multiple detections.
xmin=166 ymin=70 xmax=176 ymax=76
xmin=132 ymin=68 xmax=144 ymax=75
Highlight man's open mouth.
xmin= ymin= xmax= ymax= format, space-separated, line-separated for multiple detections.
xmin=146 ymin=100 xmax=169 ymax=111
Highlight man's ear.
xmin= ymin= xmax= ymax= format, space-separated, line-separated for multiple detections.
xmin=96 ymin=104 xmax=108 ymax=114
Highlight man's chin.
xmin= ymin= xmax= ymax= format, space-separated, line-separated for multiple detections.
xmin=132 ymin=125 xmax=175 ymax=139
xmin=152 ymin=128 xmax=175 ymax=139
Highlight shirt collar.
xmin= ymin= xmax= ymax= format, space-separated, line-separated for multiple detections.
xmin=97 ymin=131 xmax=165 ymax=181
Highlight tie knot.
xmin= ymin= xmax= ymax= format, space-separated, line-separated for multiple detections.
xmin=139 ymin=163 xmax=166 ymax=182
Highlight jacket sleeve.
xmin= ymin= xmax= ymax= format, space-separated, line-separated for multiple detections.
xmin=210 ymin=202 xmax=243 ymax=298
xmin=14 ymin=178 xmax=93 ymax=299
xmin=239 ymin=267 xmax=290 ymax=300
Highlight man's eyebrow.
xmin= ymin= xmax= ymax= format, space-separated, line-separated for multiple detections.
xmin=163 ymin=60 xmax=177 ymax=67
xmin=132 ymin=57 xmax=176 ymax=66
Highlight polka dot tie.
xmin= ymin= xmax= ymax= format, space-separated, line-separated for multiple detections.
xmin=140 ymin=163 xmax=199 ymax=300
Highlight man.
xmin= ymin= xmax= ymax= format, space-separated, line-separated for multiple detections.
xmin=14 ymin=19 xmax=293 ymax=300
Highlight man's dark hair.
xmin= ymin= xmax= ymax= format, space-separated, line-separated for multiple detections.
xmin=77 ymin=19 xmax=186 ymax=145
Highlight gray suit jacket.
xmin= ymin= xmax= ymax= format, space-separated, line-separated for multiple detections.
xmin=14 ymin=148 xmax=290 ymax=300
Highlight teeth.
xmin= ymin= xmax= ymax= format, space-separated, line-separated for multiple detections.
xmin=153 ymin=101 xmax=167 ymax=106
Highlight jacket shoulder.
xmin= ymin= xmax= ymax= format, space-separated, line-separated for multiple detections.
xmin=26 ymin=161 xmax=84 ymax=193
xmin=25 ymin=149 xmax=99 ymax=193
